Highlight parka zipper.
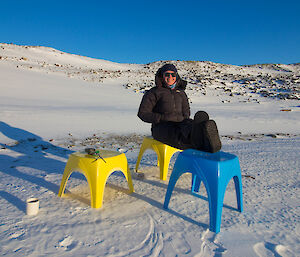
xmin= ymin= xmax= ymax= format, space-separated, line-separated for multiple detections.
xmin=172 ymin=91 xmax=176 ymax=110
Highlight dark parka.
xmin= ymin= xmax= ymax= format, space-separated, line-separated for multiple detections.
xmin=137 ymin=67 xmax=193 ymax=149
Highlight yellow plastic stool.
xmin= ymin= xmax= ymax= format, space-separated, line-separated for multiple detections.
xmin=135 ymin=137 xmax=182 ymax=180
xmin=58 ymin=150 xmax=134 ymax=208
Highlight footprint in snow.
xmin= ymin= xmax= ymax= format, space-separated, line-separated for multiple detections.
xmin=58 ymin=236 xmax=78 ymax=251
xmin=169 ymin=233 xmax=191 ymax=254
xmin=194 ymin=229 xmax=227 ymax=257
xmin=9 ymin=231 xmax=25 ymax=239
xmin=44 ymin=174 xmax=59 ymax=182
xmin=253 ymin=242 xmax=294 ymax=257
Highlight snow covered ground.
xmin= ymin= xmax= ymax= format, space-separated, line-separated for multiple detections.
xmin=0 ymin=44 xmax=299 ymax=256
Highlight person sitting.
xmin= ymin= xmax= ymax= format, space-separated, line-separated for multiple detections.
xmin=137 ymin=63 xmax=221 ymax=153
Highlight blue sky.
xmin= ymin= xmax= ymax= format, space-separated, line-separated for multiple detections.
xmin=1 ymin=0 xmax=299 ymax=65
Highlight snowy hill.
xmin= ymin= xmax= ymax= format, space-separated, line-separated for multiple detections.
xmin=1 ymin=43 xmax=299 ymax=101
xmin=0 ymin=43 xmax=136 ymax=71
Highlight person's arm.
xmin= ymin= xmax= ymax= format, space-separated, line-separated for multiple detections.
xmin=182 ymin=92 xmax=191 ymax=119
xmin=137 ymin=90 xmax=162 ymax=124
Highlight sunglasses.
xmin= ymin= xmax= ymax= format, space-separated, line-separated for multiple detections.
xmin=164 ymin=72 xmax=176 ymax=78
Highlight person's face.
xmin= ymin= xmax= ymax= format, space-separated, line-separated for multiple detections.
xmin=163 ymin=70 xmax=177 ymax=86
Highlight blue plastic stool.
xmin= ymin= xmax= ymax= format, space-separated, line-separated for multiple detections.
xmin=163 ymin=149 xmax=243 ymax=233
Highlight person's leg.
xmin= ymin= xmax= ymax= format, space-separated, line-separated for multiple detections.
xmin=202 ymin=120 xmax=222 ymax=153
xmin=151 ymin=121 xmax=193 ymax=150
xmin=177 ymin=119 xmax=193 ymax=149
xmin=194 ymin=111 xmax=209 ymax=123
xmin=191 ymin=111 xmax=222 ymax=153
xmin=191 ymin=111 xmax=209 ymax=149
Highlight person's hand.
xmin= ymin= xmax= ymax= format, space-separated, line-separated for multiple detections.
xmin=161 ymin=113 xmax=183 ymax=122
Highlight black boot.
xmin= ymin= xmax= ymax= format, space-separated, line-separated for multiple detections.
xmin=202 ymin=120 xmax=222 ymax=153
xmin=194 ymin=111 xmax=209 ymax=123
xmin=191 ymin=111 xmax=209 ymax=149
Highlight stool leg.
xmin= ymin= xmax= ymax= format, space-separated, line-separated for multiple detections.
xmin=158 ymin=153 xmax=169 ymax=181
xmin=86 ymin=168 xmax=106 ymax=208
xmin=58 ymin=160 xmax=74 ymax=197
xmin=158 ymin=145 xmax=174 ymax=181
xmin=191 ymin=174 xmax=202 ymax=193
xmin=233 ymin=175 xmax=243 ymax=212
xmin=135 ymin=146 xmax=147 ymax=172
xmin=136 ymin=138 xmax=155 ymax=172
xmin=207 ymin=184 xmax=225 ymax=233
xmin=163 ymin=166 xmax=183 ymax=209
xmin=90 ymin=181 xmax=104 ymax=209
xmin=126 ymin=164 xmax=134 ymax=193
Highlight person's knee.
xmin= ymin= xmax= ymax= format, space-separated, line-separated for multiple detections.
xmin=194 ymin=111 xmax=209 ymax=123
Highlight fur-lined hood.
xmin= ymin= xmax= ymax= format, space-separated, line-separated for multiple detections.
xmin=154 ymin=67 xmax=187 ymax=90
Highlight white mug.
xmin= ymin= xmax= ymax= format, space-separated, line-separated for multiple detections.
xmin=26 ymin=198 xmax=39 ymax=215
